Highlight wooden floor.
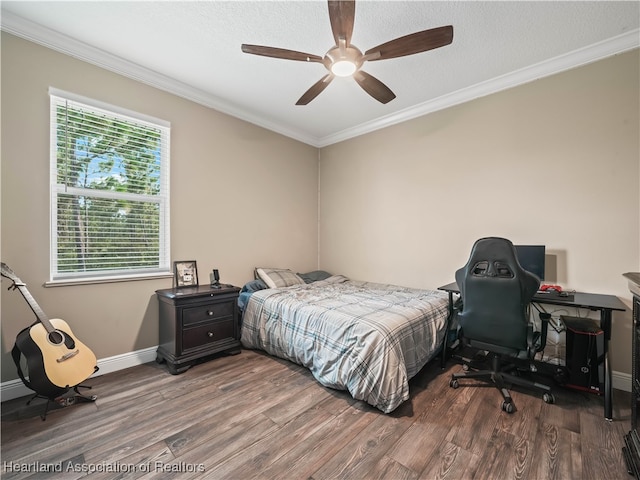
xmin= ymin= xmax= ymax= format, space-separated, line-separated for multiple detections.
xmin=1 ymin=349 xmax=633 ymax=479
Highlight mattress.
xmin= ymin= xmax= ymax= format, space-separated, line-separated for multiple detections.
xmin=240 ymin=275 xmax=449 ymax=413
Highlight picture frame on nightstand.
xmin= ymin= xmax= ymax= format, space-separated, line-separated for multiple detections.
xmin=173 ymin=260 xmax=198 ymax=287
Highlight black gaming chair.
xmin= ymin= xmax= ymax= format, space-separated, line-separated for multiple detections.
xmin=449 ymin=237 xmax=554 ymax=413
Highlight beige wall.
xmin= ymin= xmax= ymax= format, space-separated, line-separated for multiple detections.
xmin=0 ymin=33 xmax=319 ymax=381
xmin=2 ymin=31 xmax=638 ymax=385
xmin=319 ymin=50 xmax=640 ymax=376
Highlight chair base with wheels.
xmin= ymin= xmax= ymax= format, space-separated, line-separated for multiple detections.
xmin=449 ymin=351 xmax=555 ymax=413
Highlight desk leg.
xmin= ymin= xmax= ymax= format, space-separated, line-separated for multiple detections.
xmin=602 ymin=308 xmax=613 ymax=421
xmin=441 ymin=291 xmax=454 ymax=369
xmin=604 ymin=348 xmax=612 ymax=421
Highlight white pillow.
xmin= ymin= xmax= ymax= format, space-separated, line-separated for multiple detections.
xmin=255 ymin=268 xmax=306 ymax=289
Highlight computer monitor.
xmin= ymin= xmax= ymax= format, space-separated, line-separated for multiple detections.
xmin=514 ymin=245 xmax=545 ymax=281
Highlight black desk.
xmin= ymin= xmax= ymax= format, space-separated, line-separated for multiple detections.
xmin=438 ymin=281 xmax=626 ymax=420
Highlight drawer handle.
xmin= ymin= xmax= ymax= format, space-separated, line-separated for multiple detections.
xmin=207 ymin=310 xmax=214 ymax=316
xmin=207 ymin=332 xmax=214 ymax=338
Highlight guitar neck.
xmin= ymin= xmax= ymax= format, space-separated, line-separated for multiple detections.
xmin=14 ymin=284 xmax=56 ymax=334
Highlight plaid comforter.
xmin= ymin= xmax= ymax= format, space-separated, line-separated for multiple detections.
xmin=240 ymin=275 xmax=450 ymax=413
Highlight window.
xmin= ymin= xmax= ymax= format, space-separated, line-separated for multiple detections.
xmin=49 ymin=88 xmax=170 ymax=283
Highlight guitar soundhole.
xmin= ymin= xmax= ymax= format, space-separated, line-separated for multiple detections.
xmin=48 ymin=329 xmax=76 ymax=349
xmin=48 ymin=330 xmax=65 ymax=346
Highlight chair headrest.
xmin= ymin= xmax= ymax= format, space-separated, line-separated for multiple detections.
xmin=466 ymin=237 xmax=520 ymax=278
xmin=456 ymin=236 xmax=540 ymax=297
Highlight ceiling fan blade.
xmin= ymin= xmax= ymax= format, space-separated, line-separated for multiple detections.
xmin=364 ymin=25 xmax=453 ymax=61
xmin=353 ymin=71 xmax=396 ymax=104
xmin=241 ymin=44 xmax=323 ymax=63
xmin=328 ymin=0 xmax=355 ymax=46
xmin=296 ymin=74 xmax=335 ymax=105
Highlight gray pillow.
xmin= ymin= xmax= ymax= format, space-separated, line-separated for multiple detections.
xmin=255 ymin=268 xmax=306 ymax=288
xmin=297 ymin=270 xmax=333 ymax=283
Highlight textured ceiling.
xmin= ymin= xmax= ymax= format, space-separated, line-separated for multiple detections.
xmin=2 ymin=1 xmax=639 ymax=146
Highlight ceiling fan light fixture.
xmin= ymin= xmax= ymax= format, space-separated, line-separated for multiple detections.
xmin=331 ymin=60 xmax=356 ymax=77
xmin=241 ymin=1 xmax=454 ymax=104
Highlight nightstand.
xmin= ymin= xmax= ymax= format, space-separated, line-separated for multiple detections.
xmin=155 ymin=284 xmax=241 ymax=374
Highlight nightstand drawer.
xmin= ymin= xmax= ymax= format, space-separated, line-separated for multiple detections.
xmin=182 ymin=301 xmax=235 ymax=326
xmin=182 ymin=318 xmax=235 ymax=351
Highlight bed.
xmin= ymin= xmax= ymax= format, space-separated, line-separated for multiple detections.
xmin=239 ymin=269 xmax=450 ymax=413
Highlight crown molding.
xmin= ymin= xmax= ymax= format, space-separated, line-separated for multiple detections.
xmin=0 ymin=11 xmax=319 ymax=147
xmin=317 ymin=28 xmax=640 ymax=147
xmin=2 ymin=11 xmax=638 ymax=148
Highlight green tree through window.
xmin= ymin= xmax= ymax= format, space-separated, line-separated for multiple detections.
xmin=50 ymin=90 xmax=170 ymax=281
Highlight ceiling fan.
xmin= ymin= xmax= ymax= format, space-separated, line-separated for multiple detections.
xmin=241 ymin=0 xmax=453 ymax=105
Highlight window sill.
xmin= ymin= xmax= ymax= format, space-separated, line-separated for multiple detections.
xmin=45 ymin=272 xmax=173 ymax=287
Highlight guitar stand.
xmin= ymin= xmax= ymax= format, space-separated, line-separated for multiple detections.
xmin=27 ymin=384 xmax=97 ymax=421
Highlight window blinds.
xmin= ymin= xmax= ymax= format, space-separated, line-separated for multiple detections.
xmin=49 ymin=88 xmax=170 ymax=281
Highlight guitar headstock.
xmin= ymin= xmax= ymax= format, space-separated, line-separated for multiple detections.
xmin=1 ymin=262 xmax=24 ymax=286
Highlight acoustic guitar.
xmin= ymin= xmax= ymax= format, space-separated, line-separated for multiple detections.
xmin=1 ymin=263 xmax=98 ymax=398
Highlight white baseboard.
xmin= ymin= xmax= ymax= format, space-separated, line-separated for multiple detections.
xmin=0 ymin=346 xmax=158 ymax=402
xmin=613 ymin=370 xmax=632 ymax=393
xmin=1 ymin=349 xmax=633 ymax=402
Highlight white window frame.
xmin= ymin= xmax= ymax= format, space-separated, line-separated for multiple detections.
xmin=49 ymin=88 xmax=171 ymax=284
